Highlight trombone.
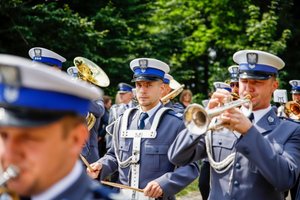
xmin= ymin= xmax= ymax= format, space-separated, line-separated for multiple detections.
xmin=161 ymin=78 xmax=184 ymax=105
xmin=183 ymin=94 xmax=252 ymax=135
xmin=161 ymin=84 xmax=185 ymax=105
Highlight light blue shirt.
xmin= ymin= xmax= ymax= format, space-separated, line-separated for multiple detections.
xmin=139 ymin=102 xmax=162 ymax=126
xmin=32 ymin=161 xmax=82 ymax=200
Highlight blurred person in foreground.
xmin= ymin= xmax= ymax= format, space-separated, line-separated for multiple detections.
xmin=0 ymin=54 xmax=119 ymax=199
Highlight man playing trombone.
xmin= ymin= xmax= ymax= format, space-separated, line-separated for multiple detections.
xmin=161 ymin=73 xmax=185 ymax=114
xmin=168 ymin=50 xmax=300 ymax=200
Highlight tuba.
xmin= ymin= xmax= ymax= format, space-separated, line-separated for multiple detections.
xmin=284 ymin=101 xmax=300 ymax=120
xmin=183 ymin=94 xmax=252 ymax=135
xmin=72 ymin=57 xmax=110 ymax=130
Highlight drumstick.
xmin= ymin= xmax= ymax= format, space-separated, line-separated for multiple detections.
xmin=101 ymin=180 xmax=144 ymax=193
xmin=79 ymin=154 xmax=93 ymax=172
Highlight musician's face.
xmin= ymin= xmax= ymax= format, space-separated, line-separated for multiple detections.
xmin=230 ymin=82 xmax=239 ymax=94
xmin=239 ymin=77 xmax=278 ymax=111
xmin=135 ymin=80 xmax=164 ymax=111
xmin=119 ymin=92 xmax=133 ymax=104
xmin=292 ymin=93 xmax=300 ymax=102
xmin=161 ymin=84 xmax=171 ymax=97
xmin=0 ymin=116 xmax=87 ymax=196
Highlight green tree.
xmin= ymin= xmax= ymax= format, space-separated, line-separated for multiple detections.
xmin=147 ymin=0 xmax=291 ymax=101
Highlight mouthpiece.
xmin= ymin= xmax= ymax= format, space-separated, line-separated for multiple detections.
xmin=0 ymin=165 xmax=20 ymax=186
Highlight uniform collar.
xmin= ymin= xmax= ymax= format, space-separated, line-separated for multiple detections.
xmin=139 ymin=102 xmax=162 ymax=120
xmin=252 ymin=106 xmax=272 ymax=123
xmin=250 ymin=106 xmax=278 ymax=134
xmin=241 ymin=105 xmax=271 ymax=124
xmin=32 ymin=161 xmax=82 ymax=200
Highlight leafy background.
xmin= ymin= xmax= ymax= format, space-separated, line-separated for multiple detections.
xmin=0 ymin=0 xmax=299 ymax=103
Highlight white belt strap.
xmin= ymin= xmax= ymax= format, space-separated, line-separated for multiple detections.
xmin=115 ymin=107 xmax=171 ymax=189
xmin=120 ymin=189 xmax=155 ymax=200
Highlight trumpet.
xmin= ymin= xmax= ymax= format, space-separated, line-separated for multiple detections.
xmin=0 ymin=165 xmax=20 ymax=200
xmin=284 ymin=101 xmax=300 ymax=120
xmin=0 ymin=165 xmax=19 ymax=186
xmin=183 ymin=95 xmax=252 ymax=135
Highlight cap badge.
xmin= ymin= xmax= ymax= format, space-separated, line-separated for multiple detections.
xmin=34 ymin=48 xmax=42 ymax=58
xmin=4 ymin=86 xmax=19 ymax=103
xmin=292 ymin=80 xmax=298 ymax=87
xmin=232 ymin=67 xmax=239 ymax=73
xmin=247 ymin=53 xmax=258 ymax=68
xmin=216 ymin=83 xmax=220 ymax=88
xmin=139 ymin=59 xmax=148 ymax=73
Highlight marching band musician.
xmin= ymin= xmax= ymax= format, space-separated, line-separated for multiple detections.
xmin=0 ymin=54 xmax=119 ymax=199
xmin=105 ymin=83 xmax=135 ymax=150
xmin=290 ymin=80 xmax=300 ymax=103
xmin=162 ymin=73 xmax=184 ymax=114
xmin=286 ymin=80 xmax=300 ymax=200
xmin=228 ymin=65 xmax=239 ymax=95
xmin=287 ymin=80 xmax=300 ymax=121
xmin=28 ymin=47 xmax=66 ymax=69
xmin=168 ymin=50 xmax=300 ymax=200
xmin=87 ymin=58 xmax=199 ymax=200
xmin=67 ymin=61 xmax=106 ymax=164
xmin=198 ymin=81 xmax=232 ymax=200
xmin=213 ymin=82 xmax=232 ymax=92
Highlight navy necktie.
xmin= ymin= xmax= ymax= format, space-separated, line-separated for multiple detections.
xmin=138 ymin=112 xmax=149 ymax=129
xmin=248 ymin=113 xmax=254 ymax=122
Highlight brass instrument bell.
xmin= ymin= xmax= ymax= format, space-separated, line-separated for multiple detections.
xmin=284 ymin=101 xmax=300 ymax=120
xmin=73 ymin=57 xmax=110 ymax=130
xmin=183 ymin=94 xmax=252 ymax=135
xmin=73 ymin=57 xmax=110 ymax=88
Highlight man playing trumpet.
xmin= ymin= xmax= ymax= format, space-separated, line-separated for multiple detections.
xmin=168 ymin=50 xmax=300 ymax=200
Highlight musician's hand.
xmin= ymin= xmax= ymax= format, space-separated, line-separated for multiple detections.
xmin=86 ymin=162 xmax=102 ymax=179
xmin=208 ymin=89 xmax=231 ymax=109
xmin=221 ymin=108 xmax=252 ymax=135
xmin=143 ymin=181 xmax=163 ymax=198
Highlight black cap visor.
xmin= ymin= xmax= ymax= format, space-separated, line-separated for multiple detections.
xmin=131 ymin=75 xmax=163 ymax=82
xmin=230 ymin=78 xmax=239 ymax=83
xmin=0 ymin=105 xmax=76 ymax=127
xmin=239 ymin=71 xmax=276 ymax=80
xmin=291 ymin=90 xmax=300 ymax=94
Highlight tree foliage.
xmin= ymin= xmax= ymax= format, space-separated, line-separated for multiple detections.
xmin=0 ymin=0 xmax=297 ymax=102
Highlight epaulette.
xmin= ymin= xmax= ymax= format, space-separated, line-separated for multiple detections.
xmin=279 ymin=116 xmax=300 ymax=124
xmin=110 ymin=104 xmax=120 ymax=109
xmin=165 ymin=109 xmax=183 ymax=120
